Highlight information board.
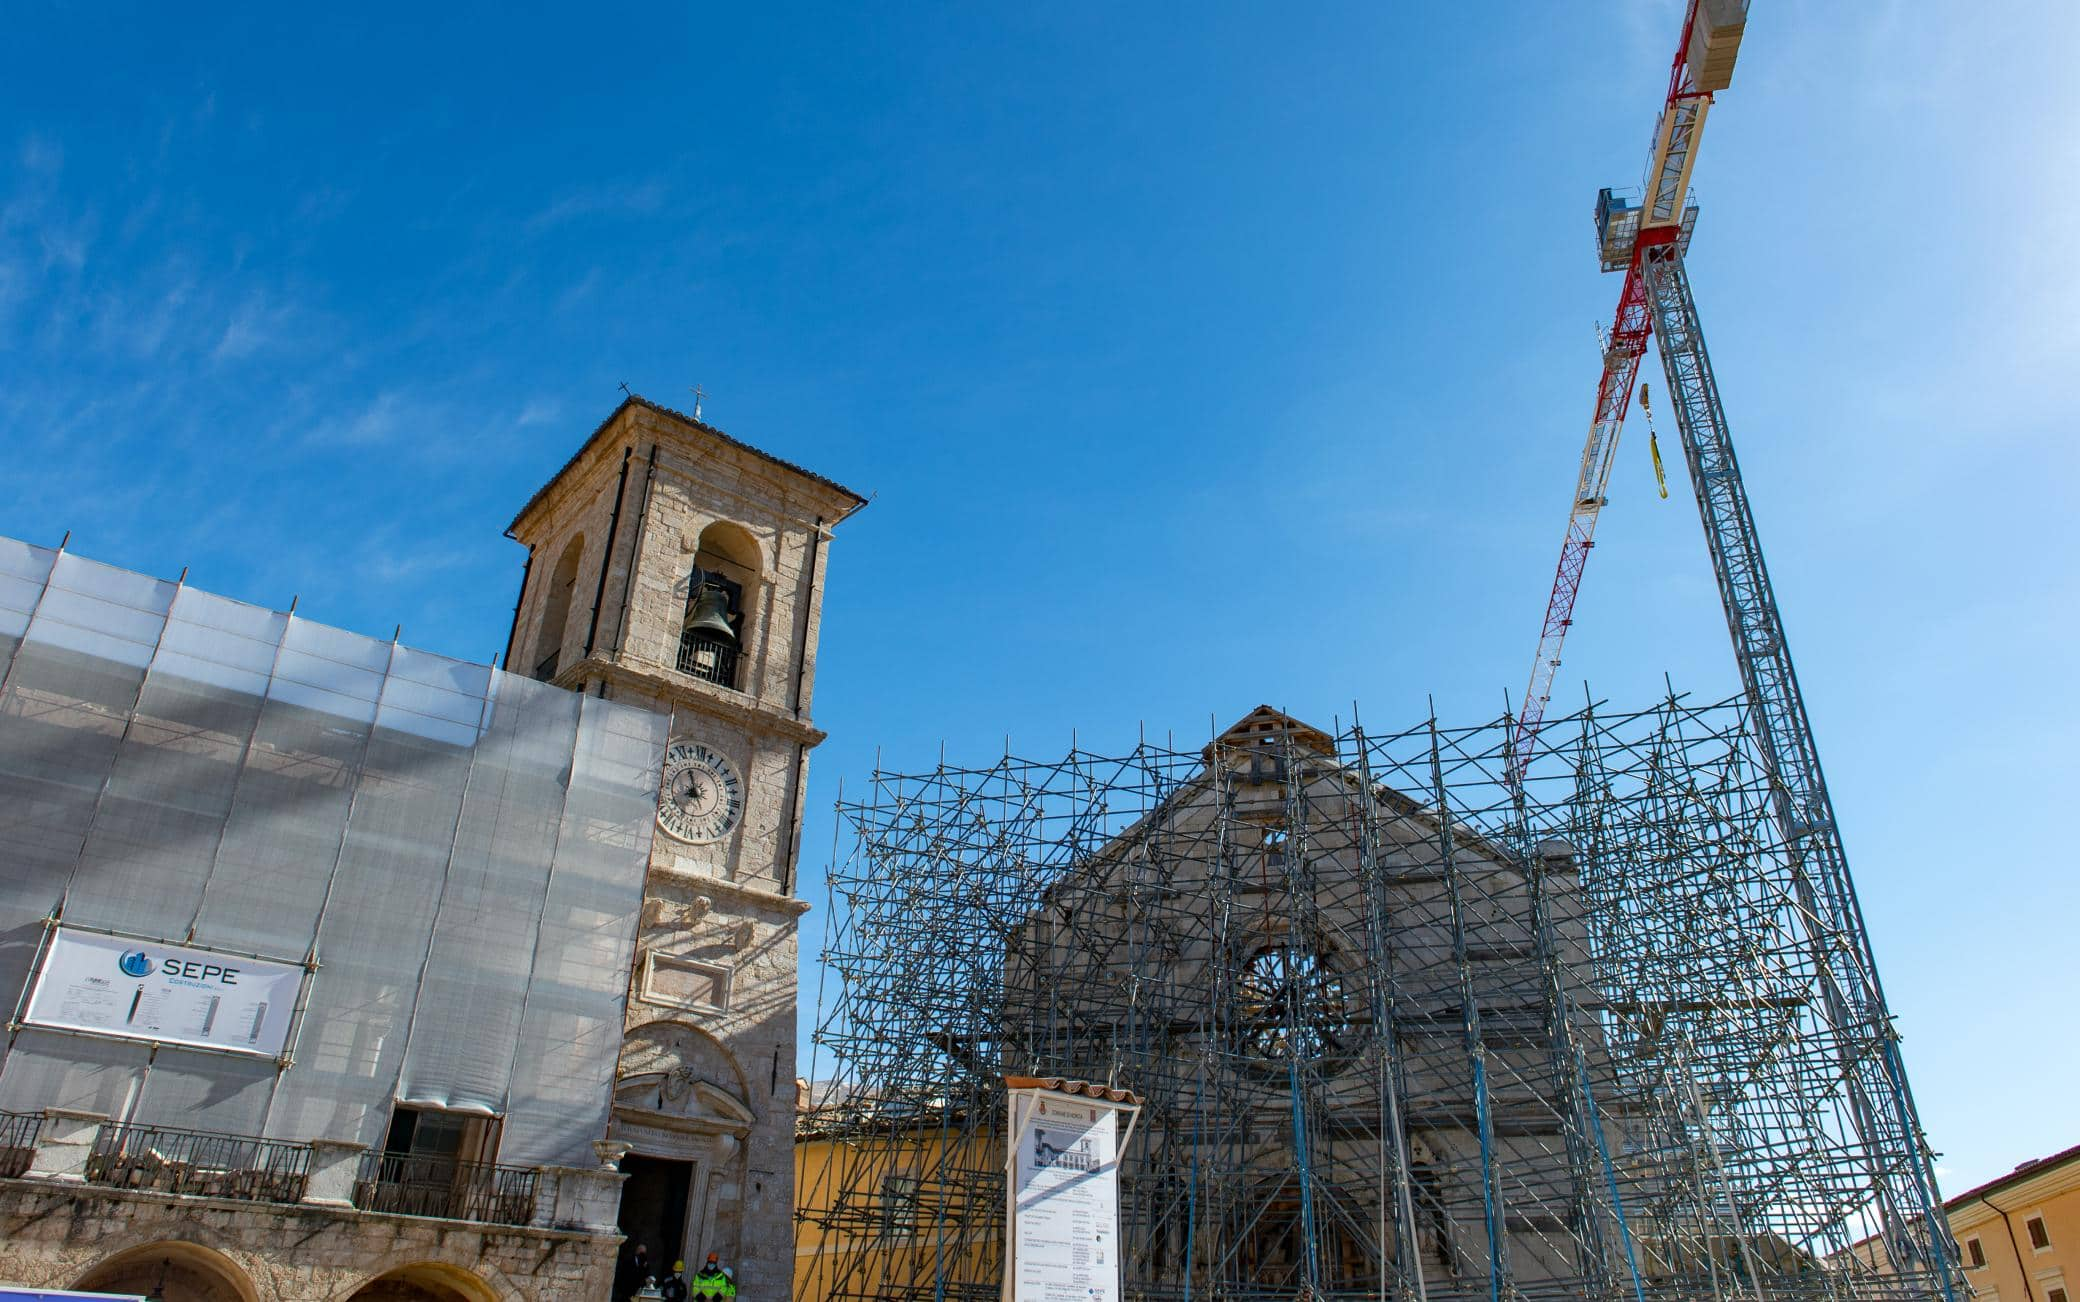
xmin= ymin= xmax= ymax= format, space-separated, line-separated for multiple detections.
xmin=22 ymin=928 xmax=302 ymax=1058
xmin=1011 ymin=1090 xmax=1122 ymax=1302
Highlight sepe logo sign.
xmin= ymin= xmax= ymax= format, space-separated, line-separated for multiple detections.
xmin=117 ymin=950 xmax=154 ymax=978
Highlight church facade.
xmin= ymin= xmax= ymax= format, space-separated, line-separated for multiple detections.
xmin=794 ymin=707 xmax=1632 ymax=1300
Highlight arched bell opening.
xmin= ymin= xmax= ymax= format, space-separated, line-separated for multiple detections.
xmin=678 ymin=521 xmax=761 ymax=690
xmin=342 ymin=1261 xmax=501 ymax=1302
xmin=71 ymin=1240 xmax=258 ymax=1302
xmin=533 ymin=532 xmax=586 ymax=680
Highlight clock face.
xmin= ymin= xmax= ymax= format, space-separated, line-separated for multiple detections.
xmin=657 ymin=741 xmax=744 ymax=844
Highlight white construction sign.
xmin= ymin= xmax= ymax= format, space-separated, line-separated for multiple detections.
xmin=23 ymin=928 xmax=302 ymax=1058
xmin=1006 ymin=1078 xmax=1140 ymax=1302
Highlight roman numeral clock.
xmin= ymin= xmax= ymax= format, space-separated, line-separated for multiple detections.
xmin=656 ymin=740 xmax=744 ymax=844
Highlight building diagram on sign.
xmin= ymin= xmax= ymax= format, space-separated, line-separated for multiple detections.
xmin=1004 ymin=1077 xmax=1142 ymax=1302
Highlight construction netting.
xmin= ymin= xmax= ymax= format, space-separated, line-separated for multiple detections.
xmin=0 ymin=536 xmax=665 ymax=1168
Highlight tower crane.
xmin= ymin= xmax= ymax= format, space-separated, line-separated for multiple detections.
xmin=1506 ymin=2 xmax=1961 ymax=1291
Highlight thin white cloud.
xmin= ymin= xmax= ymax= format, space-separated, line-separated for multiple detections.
xmin=18 ymin=135 xmax=62 ymax=173
xmin=294 ymin=186 xmax=352 ymax=224
xmin=523 ymin=178 xmax=667 ymax=232
xmin=516 ymin=397 xmax=562 ymax=428
xmin=360 ymin=540 xmax=474 ymax=585
xmin=38 ymin=222 xmax=89 ymax=272
xmin=213 ymin=294 xmax=297 ymax=362
xmin=305 ymin=390 xmax=421 ymax=448
xmin=117 ymin=280 xmax=196 ymax=360
xmin=557 ymin=267 xmax=602 ymax=310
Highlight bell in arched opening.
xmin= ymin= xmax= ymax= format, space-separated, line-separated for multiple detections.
xmin=677 ymin=567 xmax=743 ymax=687
xmin=684 ymin=583 xmax=738 ymax=645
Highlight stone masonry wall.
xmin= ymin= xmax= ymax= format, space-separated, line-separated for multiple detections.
xmin=0 ymin=1179 xmax=618 ymax=1300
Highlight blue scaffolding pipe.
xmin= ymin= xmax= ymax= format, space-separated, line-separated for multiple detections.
xmin=1288 ymin=1054 xmax=1322 ymax=1289
xmin=1578 ymin=1055 xmax=1648 ymax=1302
xmin=1472 ymin=1052 xmax=1502 ymax=1302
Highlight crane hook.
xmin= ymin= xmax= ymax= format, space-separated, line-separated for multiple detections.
xmin=1640 ymin=382 xmax=1670 ymax=500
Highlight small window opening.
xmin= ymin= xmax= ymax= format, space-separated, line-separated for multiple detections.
xmin=1965 ymin=1237 xmax=1986 ymax=1269
xmin=878 ymin=1171 xmax=924 ymax=1238
xmin=2028 ymin=1215 xmax=2052 ymax=1251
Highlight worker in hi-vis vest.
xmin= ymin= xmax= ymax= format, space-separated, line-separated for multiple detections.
xmin=689 ymin=1252 xmax=736 ymax=1299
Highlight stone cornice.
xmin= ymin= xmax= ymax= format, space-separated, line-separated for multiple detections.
xmin=0 ymin=1174 xmax=620 ymax=1244
xmin=507 ymin=437 xmax=629 ymax=547
xmin=648 ymin=860 xmax=813 ymax=917
xmin=554 ymin=655 xmax=827 ymax=747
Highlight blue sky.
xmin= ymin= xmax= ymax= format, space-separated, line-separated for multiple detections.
xmin=3 ymin=3 xmax=2074 ymax=1194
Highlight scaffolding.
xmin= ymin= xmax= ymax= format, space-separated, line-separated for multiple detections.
xmin=796 ymin=693 xmax=1955 ymax=1301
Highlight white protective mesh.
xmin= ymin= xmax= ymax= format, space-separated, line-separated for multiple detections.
xmin=0 ymin=538 xmax=664 ymax=1158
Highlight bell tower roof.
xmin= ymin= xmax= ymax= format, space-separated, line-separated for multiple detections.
xmin=507 ymin=393 xmax=864 ymax=537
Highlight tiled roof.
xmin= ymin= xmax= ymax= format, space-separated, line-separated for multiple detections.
xmin=1946 ymin=1141 xmax=2080 ymax=1209
xmin=506 ymin=394 xmax=866 ymax=535
xmin=1003 ymin=1075 xmax=1145 ymax=1107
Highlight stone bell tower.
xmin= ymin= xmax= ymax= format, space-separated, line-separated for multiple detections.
xmin=504 ymin=395 xmax=864 ymax=1295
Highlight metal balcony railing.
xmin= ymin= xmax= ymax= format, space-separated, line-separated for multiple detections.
xmin=353 ymin=1151 xmax=538 ymax=1225
xmin=0 ymin=1110 xmax=39 ymax=1178
xmin=85 ymin=1122 xmax=310 ymax=1203
xmin=675 ymin=631 xmax=738 ymax=688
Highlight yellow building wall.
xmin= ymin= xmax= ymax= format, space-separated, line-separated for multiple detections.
xmin=1950 ymin=1159 xmax=2080 ymax=1302
xmin=1838 ymin=1153 xmax=2080 ymax=1300
xmin=795 ymin=1129 xmax=1005 ymax=1301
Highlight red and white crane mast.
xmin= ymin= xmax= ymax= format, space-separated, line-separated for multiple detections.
xmin=1507 ymin=2 xmax=1963 ymax=1292
xmin=1505 ymin=2 xmax=1719 ymax=787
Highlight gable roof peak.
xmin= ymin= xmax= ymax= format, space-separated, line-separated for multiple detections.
xmin=1204 ymin=705 xmax=1337 ymax=763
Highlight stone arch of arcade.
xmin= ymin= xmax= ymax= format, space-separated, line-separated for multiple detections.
xmin=342 ymin=1260 xmax=505 ymax=1302
xmin=71 ymin=1240 xmax=260 ymax=1302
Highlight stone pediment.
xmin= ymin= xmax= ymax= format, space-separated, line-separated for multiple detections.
xmin=614 ymin=1070 xmax=754 ymax=1135
xmin=614 ymin=1018 xmax=755 ymax=1136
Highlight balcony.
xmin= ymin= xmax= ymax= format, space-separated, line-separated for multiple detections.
xmin=353 ymin=1151 xmax=539 ymax=1226
xmin=0 ymin=1110 xmax=38 ymax=1178
xmin=85 ymin=1121 xmax=310 ymax=1204
xmin=1 ymin=1110 xmax=631 ymax=1244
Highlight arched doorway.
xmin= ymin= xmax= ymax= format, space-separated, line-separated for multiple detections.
xmin=344 ymin=1262 xmax=499 ymax=1302
xmin=611 ymin=1020 xmax=754 ymax=1274
xmin=72 ymin=1241 xmax=257 ymax=1302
